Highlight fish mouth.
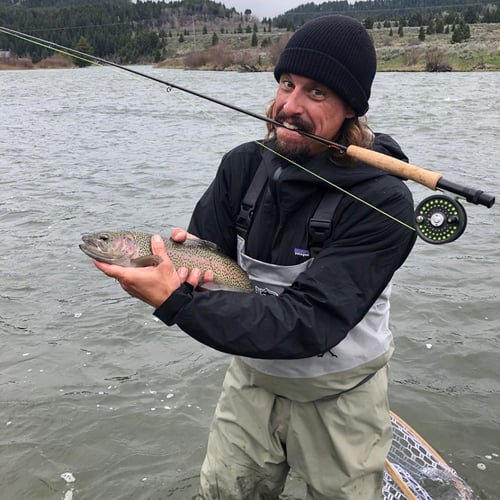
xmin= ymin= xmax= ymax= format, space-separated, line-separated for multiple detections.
xmin=79 ymin=242 xmax=119 ymax=264
xmin=80 ymin=235 xmax=107 ymax=254
xmin=81 ymin=233 xmax=110 ymax=248
xmin=79 ymin=234 xmax=124 ymax=264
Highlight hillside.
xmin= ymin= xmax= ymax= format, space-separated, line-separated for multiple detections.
xmin=154 ymin=22 xmax=500 ymax=72
xmin=374 ymin=22 xmax=500 ymax=71
xmin=0 ymin=0 xmax=499 ymax=71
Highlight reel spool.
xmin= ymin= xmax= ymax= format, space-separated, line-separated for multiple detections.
xmin=414 ymin=195 xmax=467 ymax=244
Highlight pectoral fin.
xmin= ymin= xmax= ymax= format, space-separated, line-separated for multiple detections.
xmin=131 ymin=255 xmax=163 ymax=267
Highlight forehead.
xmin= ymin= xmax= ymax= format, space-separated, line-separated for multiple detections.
xmin=279 ymin=72 xmax=330 ymax=89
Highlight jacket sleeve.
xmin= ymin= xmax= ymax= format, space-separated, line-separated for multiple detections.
xmin=154 ymin=174 xmax=417 ymax=359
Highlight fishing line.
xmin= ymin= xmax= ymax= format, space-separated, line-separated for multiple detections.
xmin=1 ymin=25 xmax=494 ymax=242
xmin=153 ymin=89 xmax=412 ymax=230
xmin=1 ymin=25 xmax=415 ymax=231
xmin=1 ymin=25 xmax=494 ymax=205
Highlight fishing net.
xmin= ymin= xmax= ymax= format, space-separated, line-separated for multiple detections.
xmin=383 ymin=412 xmax=474 ymax=499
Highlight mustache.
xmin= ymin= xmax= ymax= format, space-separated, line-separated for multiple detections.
xmin=274 ymin=111 xmax=314 ymax=134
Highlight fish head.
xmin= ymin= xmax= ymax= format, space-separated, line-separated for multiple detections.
xmin=79 ymin=231 xmax=141 ymax=266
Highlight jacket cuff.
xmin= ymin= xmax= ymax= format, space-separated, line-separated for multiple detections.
xmin=153 ymin=282 xmax=193 ymax=325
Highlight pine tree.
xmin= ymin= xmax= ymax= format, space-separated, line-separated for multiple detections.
xmin=451 ymin=19 xmax=471 ymax=43
xmin=251 ymin=31 xmax=258 ymax=47
xmin=73 ymin=36 xmax=93 ymax=67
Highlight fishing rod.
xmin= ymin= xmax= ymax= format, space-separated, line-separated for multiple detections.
xmin=1 ymin=26 xmax=495 ymax=244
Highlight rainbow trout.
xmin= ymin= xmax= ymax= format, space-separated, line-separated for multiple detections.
xmin=79 ymin=230 xmax=254 ymax=293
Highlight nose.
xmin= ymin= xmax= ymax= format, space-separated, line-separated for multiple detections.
xmin=282 ymin=88 xmax=306 ymax=115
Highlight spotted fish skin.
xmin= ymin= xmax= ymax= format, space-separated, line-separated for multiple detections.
xmin=79 ymin=230 xmax=254 ymax=293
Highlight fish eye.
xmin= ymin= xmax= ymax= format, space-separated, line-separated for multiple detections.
xmin=99 ymin=233 xmax=110 ymax=241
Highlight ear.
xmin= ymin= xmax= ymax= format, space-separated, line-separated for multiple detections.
xmin=345 ymin=107 xmax=356 ymax=119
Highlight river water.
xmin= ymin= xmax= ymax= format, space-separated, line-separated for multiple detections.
xmin=0 ymin=67 xmax=499 ymax=500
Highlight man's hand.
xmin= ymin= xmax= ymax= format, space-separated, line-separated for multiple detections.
xmin=170 ymin=227 xmax=215 ymax=285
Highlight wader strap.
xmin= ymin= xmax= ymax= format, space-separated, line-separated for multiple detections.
xmin=337 ymin=371 xmax=377 ymax=397
xmin=317 ymin=371 xmax=377 ymax=402
xmin=237 ymin=165 xmax=344 ymax=255
xmin=308 ymin=188 xmax=343 ymax=257
xmin=236 ymin=164 xmax=268 ymax=240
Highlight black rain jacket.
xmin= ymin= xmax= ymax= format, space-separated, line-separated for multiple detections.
xmin=154 ymin=134 xmax=417 ymax=359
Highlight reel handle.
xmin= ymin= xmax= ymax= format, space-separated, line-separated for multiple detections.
xmin=437 ymin=179 xmax=495 ymax=208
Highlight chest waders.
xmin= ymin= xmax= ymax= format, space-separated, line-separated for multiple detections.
xmin=235 ymin=162 xmax=394 ymax=402
xmin=198 ymin=159 xmax=396 ymax=499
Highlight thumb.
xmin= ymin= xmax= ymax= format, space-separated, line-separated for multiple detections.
xmin=150 ymin=234 xmax=168 ymax=258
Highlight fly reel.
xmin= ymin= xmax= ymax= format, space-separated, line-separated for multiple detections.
xmin=414 ymin=195 xmax=467 ymax=244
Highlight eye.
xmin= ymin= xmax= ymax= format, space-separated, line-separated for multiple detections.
xmin=311 ymin=87 xmax=326 ymax=99
xmin=279 ymin=78 xmax=294 ymax=90
xmin=99 ymin=233 xmax=110 ymax=242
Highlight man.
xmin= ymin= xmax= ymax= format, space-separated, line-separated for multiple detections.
xmin=94 ymin=15 xmax=416 ymax=499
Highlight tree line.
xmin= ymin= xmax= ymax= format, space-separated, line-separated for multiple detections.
xmin=272 ymin=0 xmax=500 ymax=28
xmin=0 ymin=0 xmax=498 ymax=65
xmin=0 ymin=0 xmax=239 ymax=63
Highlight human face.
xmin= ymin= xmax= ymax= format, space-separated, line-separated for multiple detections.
xmin=272 ymin=73 xmax=355 ymax=160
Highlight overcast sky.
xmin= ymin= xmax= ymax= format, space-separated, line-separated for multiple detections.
xmin=225 ymin=0 xmax=310 ymax=19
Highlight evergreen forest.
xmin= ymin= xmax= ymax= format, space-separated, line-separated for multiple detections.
xmin=0 ymin=0 xmax=499 ymax=66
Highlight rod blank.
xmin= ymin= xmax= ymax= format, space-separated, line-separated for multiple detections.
xmin=0 ymin=25 xmax=495 ymax=208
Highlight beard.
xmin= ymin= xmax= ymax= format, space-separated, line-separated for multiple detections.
xmin=273 ymin=111 xmax=315 ymax=162
xmin=274 ymin=136 xmax=311 ymax=162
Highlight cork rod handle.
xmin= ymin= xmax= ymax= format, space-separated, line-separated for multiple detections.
xmin=346 ymin=145 xmax=443 ymax=190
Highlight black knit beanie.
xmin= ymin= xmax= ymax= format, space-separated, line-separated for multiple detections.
xmin=274 ymin=15 xmax=376 ymax=116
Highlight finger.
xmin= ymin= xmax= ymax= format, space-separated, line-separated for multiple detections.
xmin=171 ymin=227 xmax=188 ymax=242
xmin=186 ymin=268 xmax=202 ymax=288
xmin=177 ymin=267 xmax=189 ymax=281
xmin=203 ymin=269 xmax=215 ymax=283
xmin=93 ymin=260 xmax=124 ymax=279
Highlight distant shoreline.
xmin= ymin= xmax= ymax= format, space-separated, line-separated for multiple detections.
xmin=1 ymin=61 xmax=498 ymax=72
xmin=2 ymin=22 xmax=499 ymax=73
xmin=0 ymin=56 xmax=73 ymax=71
